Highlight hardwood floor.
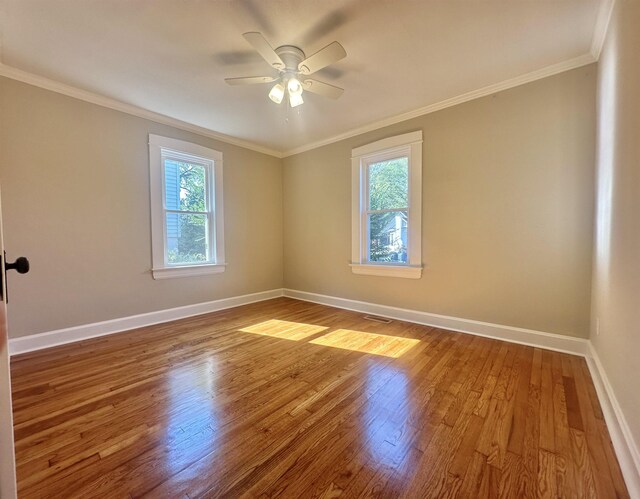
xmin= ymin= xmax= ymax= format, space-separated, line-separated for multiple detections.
xmin=10 ymin=297 xmax=628 ymax=498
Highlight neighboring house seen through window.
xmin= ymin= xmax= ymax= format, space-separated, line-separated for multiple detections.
xmin=149 ymin=135 xmax=225 ymax=279
xmin=351 ymin=131 xmax=423 ymax=279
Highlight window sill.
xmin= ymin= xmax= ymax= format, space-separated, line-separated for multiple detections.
xmin=152 ymin=263 xmax=226 ymax=280
xmin=350 ymin=263 xmax=422 ymax=279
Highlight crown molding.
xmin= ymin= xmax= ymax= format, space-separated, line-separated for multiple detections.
xmin=281 ymin=53 xmax=596 ymax=157
xmin=590 ymin=0 xmax=616 ymax=59
xmin=0 ymin=63 xmax=283 ymax=159
xmin=1 ymin=51 xmax=597 ymax=161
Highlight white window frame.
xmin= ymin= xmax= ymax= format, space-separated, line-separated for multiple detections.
xmin=149 ymin=134 xmax=225 ymax=279
xmin=351 ymin=131 xmax=423 ymax=279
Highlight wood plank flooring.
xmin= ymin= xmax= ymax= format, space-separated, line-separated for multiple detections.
xmin=10 ymin=297 xmax=628 ymax=498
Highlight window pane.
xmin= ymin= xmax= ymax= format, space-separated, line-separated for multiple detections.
xmin=368 ymin=157 xmax=408 ymax=210
xmin=166 ymin=213 xmax=209 ymax=264
xmin=368 ymin=211 xmax=408 ymax=263
xmin=164 ymin=159 xmax=207 ymax=212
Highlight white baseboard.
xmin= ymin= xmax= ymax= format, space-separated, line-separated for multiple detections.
xmin=283 ymin=288 xmax=589 ymax=356
xmin=585 ymin=343 xmax=640 ymax=498
xmin=10 ymin=287 xmax=589 ymax=358
xmin=8 ymin=288 xmax=283 ymax=356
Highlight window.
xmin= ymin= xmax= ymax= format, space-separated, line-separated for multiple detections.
xmin=351 ymin=131 xmax=422 ymax=278
xmin=149 ymin=135 xmax=225 ymax=279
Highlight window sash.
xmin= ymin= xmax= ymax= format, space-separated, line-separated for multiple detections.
xmin=366 ymin=209 xmax=409 ymax=264
xmin=160 ymin=151 xmax=216 ymax=266
xmin=365 ymin=153 xmax=410 ymax=212
xmin=365 ymin=207 xmax=409 ymax=215
xmin=361 ymin=151 xmax=411 ymax=266
xmin=149 ymin=134 xmax=225 ymax=279
xmin=351 ymin=130 xmax=422 ymax=278
xmin=164 ymin=213 xmax=212 ymax=266
xmin=365 ymin=211 xmax=410 ymax=264
xmin=161 ymin=155 xmax=212 ymax=212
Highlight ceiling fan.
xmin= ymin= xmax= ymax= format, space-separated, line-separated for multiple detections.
xmin=225 ymin=32 xmax=346 ymax=107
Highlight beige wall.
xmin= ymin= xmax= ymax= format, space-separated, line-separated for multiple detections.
xmin=0 ymin=77 xmax=283 ymax=338
xmin=0 ymin=64 xmax=598 ymax=342
xmin=283 ymin=66 xmax=596 ymax=338
xmin=591 ymin=0 xmax=640 ymax=471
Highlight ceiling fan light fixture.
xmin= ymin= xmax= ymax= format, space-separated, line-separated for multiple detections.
xmin=268 ymin=82 xmax=285 ymax=104
xmin=227 ymin=32 xmax=345 ymax=108
xmin=287 ymin=77 xmax=303 ymax=96
xmin=289 ymin=92 xmax=304 ymax=108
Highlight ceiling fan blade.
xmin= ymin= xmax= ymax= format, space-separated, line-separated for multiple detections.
xmin=242 ymin=32 xmax=285 ymax=70
xmin=237 ymin=0 xmax=276 ymax=38
xmin=302 ymin=79 xmax=344 ymax=99
xmin=298 ymin=41 xmax=346 ymax=75
xmin=215 ymin=50 xmax=264 ymax=65
xmin=224 ymin=76 xmax=277 ymax=86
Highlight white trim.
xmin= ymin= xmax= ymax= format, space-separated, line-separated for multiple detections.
xmin=351 ymin=131 xmax=423 ymax=158
xmin=283 ymin=289 xmax=589 ymax=356
xmin=585 ymin=343 xmax=640 ymax=498
xmin=0 ymin=63 xmax=282 ymax=159
xmin=282 ymin=54 xmax=596 ymax=157
xmin=351 ymin=131 xmax=422 ymax=277
xmin=148 ymin=134 xmax=225 ymax=279
xmin=149 ymin=134 xmax=223 ymax=161
xmin=7 ymin=287 xmax=588 ymax=357
xmin=350 ymin=264 xmax=422 ymax=279
xmin=590 ymin=0 xmax=616 ymax=59
xmin=0 ymin=187 xmax=18 ymax=499
xmin=1 ymin=56 xmax=597 ymax=160
xmin=151 ymin=263 xmax=226 ymax=280
xmin=8 ymin=289 xmax=283 ymax=356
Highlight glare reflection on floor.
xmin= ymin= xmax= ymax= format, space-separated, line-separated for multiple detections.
xmin=310 ymin=329 xmax=419 ymax=358
xmin=364 ymin=365 xmax=412 ymax=465
xmin=165 ymin=358 xmax=219 ymax=474
xmin=239 ymin=319 xmax=328 ymax=340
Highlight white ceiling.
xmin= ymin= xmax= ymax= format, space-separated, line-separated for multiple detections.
xmin=0 ymin=0 xmax=604 ymax=155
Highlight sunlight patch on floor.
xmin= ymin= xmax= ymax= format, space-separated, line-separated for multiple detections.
xmin=239 ymin=319 xmax=329 ymax=341
xmin=310 ymin=329 xmax=419 ymax=358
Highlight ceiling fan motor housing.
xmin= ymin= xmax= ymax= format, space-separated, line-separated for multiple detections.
xmin=275 ymin=45 xmax=306 ymax=76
